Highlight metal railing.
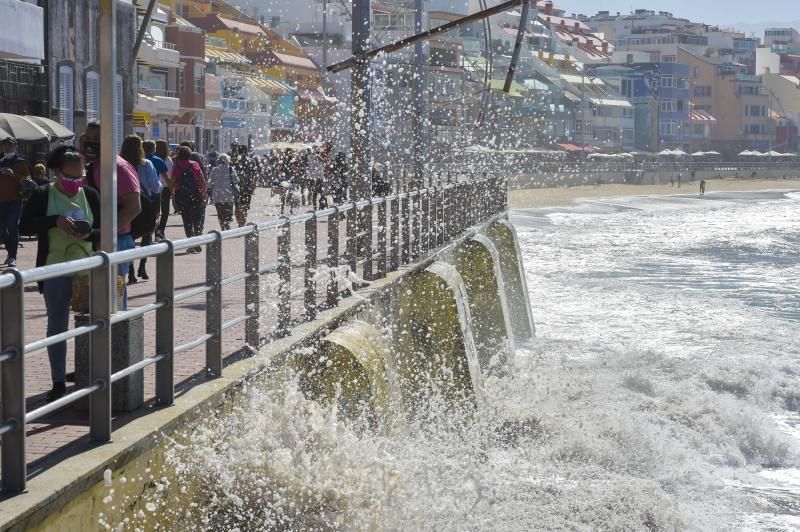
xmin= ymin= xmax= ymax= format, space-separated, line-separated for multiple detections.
xmin=0 ymin=177 xmax=506 ymax=493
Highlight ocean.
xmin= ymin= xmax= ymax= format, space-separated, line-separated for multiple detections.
xmin=135 ymin=188 xmax=800 ymax=531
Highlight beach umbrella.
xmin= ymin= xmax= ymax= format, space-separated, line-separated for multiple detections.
xmin=751 ymin=150 xmax=767 ymax=156
xmin=657 ymin=149 xmax=674 ymax=156
xmin=671 ymin=149 xmax=688 ymax=156
xmin=690 ymin=151 xmax=706 ymax=157
xmin=0 ymin=113 xmax=50 ymax=143
xmin=23 ymin=115 xmax=74 ymax=141
xmin=704 ymin=151 xmax=721 ymax=156
xmin=738 ymin=150 xmax=754 ymax=156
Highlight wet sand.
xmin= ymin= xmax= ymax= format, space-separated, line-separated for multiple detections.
xmin=509 ymin=177 xmax=800 ymax=209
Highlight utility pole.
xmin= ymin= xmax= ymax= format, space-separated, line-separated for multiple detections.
xmin=412 ymin=0 xmax=425 ymax=189
xmin=99 ymin=0 xmax=117 ymax=254
xmin=351 ymin=0 xmax=372 ymax=200
xmin=321 ymin=0 xmax=328 ymax=144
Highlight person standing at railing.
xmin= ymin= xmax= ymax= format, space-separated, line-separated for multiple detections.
xmin=81 ymin=122 xmax=141 ymax=310
xmin=154 ymin=140 xmax=173 ymax=241
xmin=207 ymin=154 xmax=238 ymax=231
xmin=120 ymin=136 xmax=161 ymax=284
xmin=20 ymin=146 xmax=101 ymax=402
xmin=171 ymin=146 xmax=207 ymax=253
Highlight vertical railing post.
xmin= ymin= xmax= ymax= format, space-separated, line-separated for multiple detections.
xmin=362 ymin=202 xmax=373 ymax=281
xmin=346 ymin=203 xmax=357 ymax=274
xmin=277 ymin=218 xmax=291 ymax=336
xmin=155 ymin=242 xmax=174 ymax=405
xmin=326 ymin=207 xmax=340 ymax=307
xmin=245 ymin=225 xmax=260 ymax=349
xmin=390 ymin=196 xmax=400 ymax=272
xmin=1 ymin=270 xmax=26 ymax=492
xmin=89 ymin=253 xmax=113 ymax=442
xmin=304 ymin=213 xmax=317 ymax=321
xmin=205 ymin=231 xmax=223 ymax=377
xmin=411 ymin=192 xmax=420 ymax=259
xmin=401 ymin=193 xmax=410 ymax=264
xmin=421 ymin=189 xmax=430 ymax=253
xmin=376 ymin=198 xmax=387 ymax=279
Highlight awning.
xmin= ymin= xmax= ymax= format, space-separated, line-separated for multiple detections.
xmin=556 ymin=143 xmax=594 ymax=153
xmin=589 ymin=97 xmax=632 ymax=107
xmin=489 ymin=79 xmax=527 ymax=97
xmin=246 ymin=76 xmax=292 ymax=96
xmin=133 ymin=112 xmax=151 ymax=128
xmin=205 ymin=46 xmax=250 ymax=64
xmin=689 ymin=109 xmax=717 ymax=122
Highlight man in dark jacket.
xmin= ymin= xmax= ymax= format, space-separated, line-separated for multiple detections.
xmin=0 ymin=136 xmax=30 ymax=267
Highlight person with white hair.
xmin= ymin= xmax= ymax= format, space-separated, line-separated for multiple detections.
xmin=207 ymin=153 xmax=239 ymax=231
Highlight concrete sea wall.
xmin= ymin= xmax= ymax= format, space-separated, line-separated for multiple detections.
xmin=0 ymin=214 xmax=534 ymax=530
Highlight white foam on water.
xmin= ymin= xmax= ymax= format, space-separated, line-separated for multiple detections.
xmin=115 ymin=189 xmax=800 ymax=531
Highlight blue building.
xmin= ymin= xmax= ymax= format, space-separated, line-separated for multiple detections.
xmin=590 ymin=61 xmax=691 ymax=151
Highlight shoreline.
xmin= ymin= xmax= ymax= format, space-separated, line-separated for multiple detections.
xmin=508 ymin=177 xmax=800 ymax=209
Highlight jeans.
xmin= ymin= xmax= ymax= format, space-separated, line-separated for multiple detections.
xmin=42 ymin=276 xmax=73 ymax=383
xmin=0 ymin=200 xmax=22 ymax=260
xmin=214 ymin=202 xmax=234 ymax=231
xmin=157 ymin=189 xmax=171 ymax=236
xmin=178 ymin=200 xmax=205 ymax=238
xmin=117 ymin=233 xmax=134 ymax=310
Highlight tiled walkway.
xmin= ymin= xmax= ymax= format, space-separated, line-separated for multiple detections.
xmin=4 ymin=187 xmax=335 ymax=479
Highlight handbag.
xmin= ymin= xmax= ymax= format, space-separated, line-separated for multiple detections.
xmin=67 ymin=243 xmax=126 ymax=314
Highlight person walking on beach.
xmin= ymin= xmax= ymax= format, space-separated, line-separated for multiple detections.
xmin=699 ymin=179 xmax=706 ymax=196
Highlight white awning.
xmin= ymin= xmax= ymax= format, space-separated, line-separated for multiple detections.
xmin=589 ymin=98 xmax=632 ymax=108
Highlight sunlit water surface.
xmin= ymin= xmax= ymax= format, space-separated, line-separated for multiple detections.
xmin=119 ymin=189 xmax=800 ymax=531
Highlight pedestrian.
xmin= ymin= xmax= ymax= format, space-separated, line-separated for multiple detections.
xmin=307 ymin=146 xmax=327 ymax=210
xmin=32 ymin=163 xmax=50 ymax=186
xmin=233 ymin=145 xmax=256 ymax=226
xmin=119 ymin=135 xmax=161 ymax=283
xmin=81 ymin=122 xmax=141 ymax=310
xmin=171 ymin=146 xmax=207 ymax=252
xmin=0 ymin=136 xmax=30 ymax=268
xmin=332 ymin=152 xmax=349 ymax=204
xmin=154 ymin=140 xmax=173 ymax=241
xmin=372 ymin=164 xmax=392 ymax=197
xmin=700 ymin=179 xmax=706 ymax=195
xmin=677 ymin=173 xmax=682 ymax=188
xmin=279 ymin=149 xmax=296 ymax=215
xmin=20 ymin=146 xmax=100 ymax=401
xmin=670 ymin=175 xmax=674 ymax=187
xmin=182 ymin=141 xmax=207 ymax=232
xmin=207 ymin=154 xmax=238 ymax=231
xmin=206 ymin=144 xmax=219 ymax=171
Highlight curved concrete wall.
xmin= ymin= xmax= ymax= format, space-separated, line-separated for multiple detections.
xmin=484 ymin=220 xmax=536 ymax=343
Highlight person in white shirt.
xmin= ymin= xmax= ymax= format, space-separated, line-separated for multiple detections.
xmin=207 ymin=154 xmax=239 ymax=231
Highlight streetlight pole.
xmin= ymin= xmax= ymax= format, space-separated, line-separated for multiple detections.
xmin=321 ymin=0 xmax=328 ymax=144
xmin=99 ymin=0 xmax=117 ymax=254
xmin=412 ymin=0 xmax=425 ymax=189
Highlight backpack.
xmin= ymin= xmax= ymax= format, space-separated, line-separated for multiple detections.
xmin=175 ymin=162 xmax=200 ymax=202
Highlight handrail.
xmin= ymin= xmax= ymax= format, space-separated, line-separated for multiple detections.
xmin=0 ymin=176 xmax=506 ymax=494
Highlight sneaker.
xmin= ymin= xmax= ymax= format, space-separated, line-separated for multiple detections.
xmin=154 ymin=231 xmax=165 ymax=242
xmin=128 ymin=275 xmax=138 ymax=285
xmin=46 ymin=382 xmax=66 ymax=402
xmin=3 ymin=257 xmax=15 ymax=268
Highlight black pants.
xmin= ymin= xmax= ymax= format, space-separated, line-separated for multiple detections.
xmin=177 ymin=199 xmax=205 ymax=238
xmin=157 ymin=189 xmax=171 ymax=236
xmin=214 ymin=202 xmax=234 ymax=231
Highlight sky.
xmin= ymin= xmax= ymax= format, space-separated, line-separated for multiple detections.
xmin=561 ymin=0 xmax=798 ymax=28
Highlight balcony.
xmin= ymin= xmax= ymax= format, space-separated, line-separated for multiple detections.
xmin=138 ymin=39 xmax=180 ymax=68
xmin=0 ymin=0 xmax=43 ymax=61
xmin=735 ymin=73 xmax=762 ymax=83
xmin=271 ymin=115 xmax=295 ymax=130
xmin=136 ymin=88 xmax=180 ymax=117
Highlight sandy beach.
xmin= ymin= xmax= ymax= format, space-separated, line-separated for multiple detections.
xmin=508 ymin=177 xmax=800 ymax=209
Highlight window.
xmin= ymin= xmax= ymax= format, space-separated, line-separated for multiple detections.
xmin=194 ymin=64 xmax=204 ymax=95
xmin=86 ymin=70 xmax=99 ymax=123
xmin=746 ymin=124 xmax=765 ymax=135
xmin=660 ymin=120 xmax=676 ymax=136
xmin=661 ymin=75 xmax=674 ymax=88
xmin=693 ymin=67 xmax=700 ymax=78
xmin=748 ymin=105 xmax=764 ymax=117
xmin=114 ymin=74 xmax=123 ymax=154
xmin=693 ymin=85 xmax=711 ymax=97
xmin=178 ymin=66 xmax=185 ymax=95
xmin=621 ymin=79 xmax=633 ymax=97
xmin=677 ymin=100 xmax=685 ymax=112
xmin=623 ymin=107 xmax=634 ymax=118
xmin=58 ymin=65 xmax=74 ymax=131
xmin=660 ymin=99 xmax=676 ymax=112
xmin=662 ymin=55 xmax=677 ymax=63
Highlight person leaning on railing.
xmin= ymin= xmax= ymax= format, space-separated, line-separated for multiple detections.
xmin=19 ymin=146 xmax=101 ymax=402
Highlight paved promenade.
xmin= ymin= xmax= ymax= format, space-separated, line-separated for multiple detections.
xmin=5 ymin=187 xmax=327 ymax=479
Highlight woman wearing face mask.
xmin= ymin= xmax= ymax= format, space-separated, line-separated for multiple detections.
xmin=20 ymin=146 xmax=101 ymax=401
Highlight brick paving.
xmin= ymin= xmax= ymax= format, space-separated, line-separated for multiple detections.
xmin=3 ymin=187 xmax=345 ymax=479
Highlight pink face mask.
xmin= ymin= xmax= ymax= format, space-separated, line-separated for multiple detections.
xmin=60 ymin=177 xmax=82 ymax=195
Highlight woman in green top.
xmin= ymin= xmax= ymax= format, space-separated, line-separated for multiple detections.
xmin=20 ymin=146 xmax=101 ymax=401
